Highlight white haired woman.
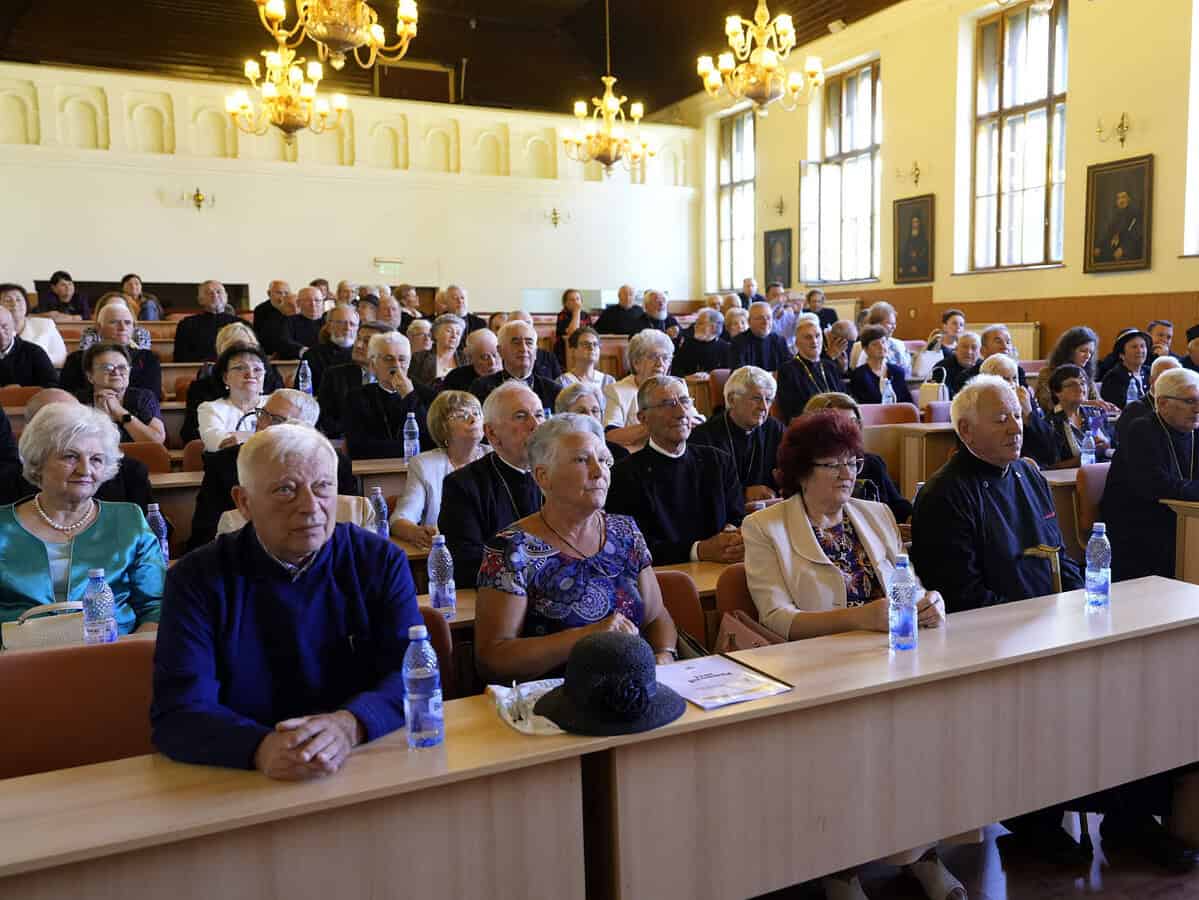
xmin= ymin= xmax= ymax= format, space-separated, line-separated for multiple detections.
xmin=0 ymin=404 xmax=164 ymax=642
xmin=409 ymin=313 xmax=466 ymax=387
xmin=181 ymin=322 xmax=285 ymax=445
xmin=724 ymin=307 xmax=749 ymax=339
xmin=475 ymin=413 xmax=678 ymax=682
xmin=603 ymin=328 xmax=677 ymax=449
xmin=556 ymin=380 xmax=630 ymax=463
xmin=389 ymin=390 xmax=487 ymax=548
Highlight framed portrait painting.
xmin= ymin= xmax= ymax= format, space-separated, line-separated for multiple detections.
xmin=893 ymin=194 xmax=934 ymax=284
xmin=1085 ymin=154 xmax=1153 ymax=273
xmin=764 ymin=228 xmax=792 ymax=288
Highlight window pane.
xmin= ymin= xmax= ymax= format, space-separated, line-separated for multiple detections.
xmin=854 ymin=67 xmax=873 ymax=150
xmin=825 ymin=79 xmax=841 ymax=157
xmin=820 ymin=163 xmax=842 ymax=281
xmin=1023 ymin=6 xmax=1051 ymax=105
xmin=873 ymin=72 xmax=882 ymax=146
xmin=732 ymin=183 xmax=754 ymax=241
xmin=1053 ymin=0 xmax=1068 ymax=94
xmin=740 ymin=112 xmax=755 ymax=182
xmin=719 ymin=240 xmax=732 ymax=291
xmin=872 ymin=151 xmax=882 ymax=278
xmin=799 ymin=162 xmax=821 ymax=282
xmin=1000 ymin=110 xmax=1048 ymax=266
xmin=974 ymin=120 xmax=1000 ymax=269
xmin=719 ymin=186 xmax=732 ymax=250
xmin=978 ymin=21 xmax=1000 ymax=116
xmin=842 ymin=72 xmax=857 ymax=153
xmin=718 ymin=119 xmax=732 ymax=185
xmin=731 ymin=114 xmax=747 ymax=182
xmin=1003 ymin=10 xmax=1027 ymax=110
xmin=1049 ymin=101 xmax=1066 ymax=261
xmin=842 ymin=154 xmax=872 ymax=279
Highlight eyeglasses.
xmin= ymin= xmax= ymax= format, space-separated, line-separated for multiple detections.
xmin=1162 ymin=395 xmax=1199 ymax=410
xmin=96 ymin=364 xmax=129 ymax=376
xmin=240 ymin=408 xmax=290 ymax=429
xmin=644 ymin=395 xmax=694 ymax=411
xmin=229 ymin=364 xmax=266 ymax=376
xmin=643 ymin=353 xmax=673 ymax=365
xmin=812 ymin=458 xmax=865 ymax=474
xmin=447 ymin=410 xmax=481 ymax=423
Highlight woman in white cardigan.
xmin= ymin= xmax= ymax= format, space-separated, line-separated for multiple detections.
xmin=742 ymin=410 xmax=959 ymax=900
xmin=196 ymin=344 xmax=271 ymax=452
xmin=389 ymin=389 xmax=486 ymax=548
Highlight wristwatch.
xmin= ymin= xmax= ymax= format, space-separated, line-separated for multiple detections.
xmin=120 ymin=413 xmax=133 ymax=425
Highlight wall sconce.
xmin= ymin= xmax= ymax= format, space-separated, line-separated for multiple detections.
xmin=184 ymin=187 xmax=215 ymax=211
xmin=895 ymin=161 xmax=921 ymax=187
xmin=1097 ymin=113 xmax=1131 ymax=147
xmin=772 ymin=196 xmax=786 ymax=216
xmin=546 ymin=207 xmax=573 ymax=228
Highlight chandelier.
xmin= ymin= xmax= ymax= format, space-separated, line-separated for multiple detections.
xmin=563 ymin=0 xmax=653 ymax=175
xmin=225 ymin=39 xmax=348 ymax=142
xmin=252 ymin=0 xmax=418 ymax=71
xmin=696 ymin=0 xmax=824 ymax=116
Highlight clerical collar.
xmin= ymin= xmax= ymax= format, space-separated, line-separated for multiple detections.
xmin=254 ymin=530 xmax=320 ymax=581
xmin=957 ymin=439 xmax=1012 ymax=478
xmin=648 ymin=439 xmax=686 ymax=459
xmin=495 ymin=452 xmax=531 ymax=475
xmin=504 ymin=369 xmax=535 ymax=386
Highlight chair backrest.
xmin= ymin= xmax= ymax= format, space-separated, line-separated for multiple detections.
xmin=924 ymin=400 xmax=952 ymax=423
xmin=181 ymin=438 xmax=205 ymax=471
xmin=419 ymin=606 xmax=456 ymax=700
xmin=707 ymin=368 xmax=733 ymax=412
xmin=655 ymin=570 xmax=706 ymax=649
xmin=119 ymin=440 xmax=172 ymax=474
xmin=903 ymin=339 xmax=927 ymax=354
xmin=715 ymin=563 xmax=758 ymax=621
xmin=174 ymin=376 xmax=192 ymax=403
xmin=0 ymin=638 xmax=156 ymax=779
xmin=858 ymin=402 xmax=920 ymax=426
xmin=1075 ymin=462 xmax=1111 ymax=547
xmin=0 ymin=385 xmax=41 ymax=408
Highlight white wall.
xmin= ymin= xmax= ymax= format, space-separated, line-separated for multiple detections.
xmin=0 ymin=62 xmax=702 ymax=312
xmin=653 ymin=0 xmax=1199 ymax=305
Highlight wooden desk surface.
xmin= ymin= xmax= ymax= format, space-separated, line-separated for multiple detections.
xmin=351 ymin=458 xmax=409 ymax=476
xmin=418 ymin=589 xmax=476 ymax=629
xmin=891 ymin=421 xmax=955 ymax=434
xmin=149 ymin=470 xmax=203 ymax=489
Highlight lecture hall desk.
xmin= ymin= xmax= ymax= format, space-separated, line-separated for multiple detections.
xmin=1163 ymin=498 xmax=1199 ymax=584
xmin=2 ymin=577 xmax=1198 ymax=900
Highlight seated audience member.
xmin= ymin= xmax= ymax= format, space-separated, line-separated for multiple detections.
xmin=442 ymin=327 xmax=502 ymax=393
xmin=1039 ymin=364 xmax=1116 ymax=467
xmin=804 ymin=289 xmax=838 ymax=330
xmin=1148 ymin=319 xmax=1177 ymax=363
xmin=737 ymin=277 xmax=766 ymax=309
xmin=691 ymin=366 xmax=783 ymax=502
xmin=438 ymin=284 xmax=487 ymax=342
xmin=174 ymin=280 xmax=240 ymax=362
xmin=850 ymin=301 xmax=910 ymax=375
xmin=182 ymin=323 xmax=285 ymax=444
xmin=723 ymin=307 xmax=749 ymax=341
xmin=733 ymin=301 xmax=791 ymax=372
xmin=929 ymin=331 xmax=981 ymax=398
xmin=476 ymin=414 xmax=679 ymax=682
xmin=1183 ymin=325 xmax=1199 ymax=373
xmin=911 ymin=375 xmax=1083 ymax=611
xmin=933 ymin=308 xmax=966 ymax=353
xmin=0 ymin=283 xmax=66 ymax=366
xmin=802 ymin=393 xmax=912 ymax=523
xmin=315 ymin=321 xmax=389 ymax=438
xmin=197 ymin=344 xmax=272 ymax=452
xmin=506 ymin=310 xmax=562 ymax=381
xmin=390 ymin=391 xmax=486 ymax=548
xmin=0 ymin=404 xmax=163 ymax=640
xmin=603 ymin=329 xmax=676 ymax=449
xmin=823 ymin=319 xmax=857 ymax=381
xmin=556 ymin=380 xmax=629 ymax=463
xmin=305 ymin=303 xmax=358 ymax=392
xmin=776 ymin=314 xmax=844 ymax=425
xmin=554 ymin=288 xmax=593 ymax=366
xmin=0 ymin=389 xmax=157 ymax=510
xmin=80 ymin=342 xmax=165 ymax=444
xmin=962 ymin=324 xmax=1027 ymax=387
xmin=374 ymin=294 xmax=405 ymax=332
xmin=671 ymin=308 xmax=736 ymax=377
xmin=440 ymin=381 xmax=545 ymax=587
xmin=410 ymin=313 xmax=466 ymax=387
xmin=188 ymin=390 xmax=354 ymax=551
xmin=488 ymin=311 xmax=508 ymax=333
xmin=344 ymin=331 xmax=435 ymax=459
xmin=251 ymin=280 xmax=297 ymax=358
xmin=405 ymin=317 xmax=433 ymax=354
xmin=38 ymin=270 xmax=90 ymax=320
xmin=396 ymin=283 xmax=422 ymax=322
xmin=355 ymin=291 xmax=378 ymax=323
xmin=1100 ymin=328 xmax=1151 ymax=409
xmin=334 ymin=279 xmax=356 ymax=307
xmin=849 ymin=324 xmax=915 ymax=406
xmin=978 ymin=353 xmax=1057 ymax=467
xmin=470 ymin=320 xmax=561 ymax=410
xmin=61 ymin=299 xmax=162 ymax=399
xmin=765 ymin=283 xmax=797 ymax=354
xmin=1118 ymin=355 xmax=1181 ymax=445
xmin=0 ymin=305 xmax=57 ymax=388
xmin=77 ymin=293 xmax=149 ymax=352
xmin=1034 ymin=326 xmax=1107 ymax=414
xmin=560 ymin=326 xmax=614 ymax=391
xmin=721 ymin=293 xmax=741 ymax=313
xmin=276 ymin=286 xmax=325 ymax=359
xmin=594 ymin=284 xmax=651 ymax=336
xmin=606 ymin=375 xmax=744 ymax=564
xmin=642 ymin=289 xmax=680 ymax=343
xmin=1103 ymin=367 xmax=1199 ymax=580
xmin=309 ymin=278 xmax=331 ymax=306
xmin=152 ymin=424 xmax=422 ymax=777
xmin=120 ymin=274 xmax=162 ymax=320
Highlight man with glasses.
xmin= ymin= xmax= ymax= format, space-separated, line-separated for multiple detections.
xmin=606 ymin=375 xmax=745 ymax=564
xmin=60 ymin=300 xmax=162 ymax=398
xmin=0 ymin=283 xmax=66 ymax=367
xmin=691 ymin=366 xmax=783 ymax=504
xmin=304 ymin=303 xmax=358 ymax=393
xmin=188 ymin=389 xmax=356 ymax=551
xmin=670 ymin=308 xmax=736 ymax=377
xmin=469 ymin=320 xmax=560 ymax=410
xmin=343 ymin=331 xmax=435 ymax=460
xmin=0 ymin=305 xmax=57 ymax=388
xmin=440 ymin=380 xmax=546 ymax=587
xmin=174 ymin=280 xmax=240 ymax=363
xmin=316 ymin=322 xmax=393 ymax=439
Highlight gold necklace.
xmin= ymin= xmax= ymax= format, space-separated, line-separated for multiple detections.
xmin=33 ymin=495 xmax=95 ymax=533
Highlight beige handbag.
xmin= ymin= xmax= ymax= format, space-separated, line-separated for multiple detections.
xmin=1 ymin=602 xmax=84 ymax=652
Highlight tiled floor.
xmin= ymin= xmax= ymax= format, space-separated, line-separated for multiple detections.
xmin=759 ymin=819 xmax=1199 ymax=899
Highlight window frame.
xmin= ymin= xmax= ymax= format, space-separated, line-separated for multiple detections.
xmin=970 ymin=0 xmax=1068 ymax=272
xmin=716 ymin=108 xmax=756 ymax=292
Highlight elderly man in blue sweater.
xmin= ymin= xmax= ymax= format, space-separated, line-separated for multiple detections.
xmin=151 ymin=424 xmax=422 ymax=780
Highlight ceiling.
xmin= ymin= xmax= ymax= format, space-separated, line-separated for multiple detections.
xmin=0 ymin=0 xmax=902 ymax=114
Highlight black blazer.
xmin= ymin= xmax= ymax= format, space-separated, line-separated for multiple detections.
xmin=173 ymin=312 xmax=240 ymax=363
xmin=469 ymin=371 xmax=560 ymax=411
xmin=343 ymin=382 xmax=436 ymax=460
xmin=775 ymin=356 xmax=843 ymax=425
xmin=0 ymin=337 xmax=57 ymax=388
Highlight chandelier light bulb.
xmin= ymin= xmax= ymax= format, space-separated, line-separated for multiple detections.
xmin=725 ymin=15 xmax=742 ymax=37
xmin=787 ymin=71 xmax=804 ymax=93
xmin=265 ymin=51 xmax=282 ymax=70
xmin=244 ymin=59 xmax=261 ymax=80
xmin=718 ymin=52 xmax=735 ymax=74
xmin=261 ymin=81 xmax=279 ymax=99
xmin=573 ymin=100 xmax=588 ymax=118
xmin=225 ymin=94 xmax=241 ymax=114
xmin=265 ymin=0 xmax=287 ymax=21
xmin=314 ymin=97 xmax=330 ymax=115
xmin=697 ymin=55 xmax=714 ymax=77
xmin=775 ymin=14 xmax=794 ymax=37
xmin=332 ymin=93 xmax=348 ymax=111
xmin=307 ymin=61 xmax=322 ymax=81
xmin=630 ymin=101 xmax=644 ymax=121
xmin=398 ymin=0 xmax=418 ymax=23
xmin=300 ymin=81 xmax=316 ymax=100
xmin=370 ymin=23 xmax=386 ymax=44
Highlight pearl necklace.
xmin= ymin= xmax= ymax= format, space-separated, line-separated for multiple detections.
xmin=33 ymin=495 xmax=95 ymax=534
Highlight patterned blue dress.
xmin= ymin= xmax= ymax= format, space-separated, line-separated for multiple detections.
xmin=477 ymin=513 xmax=652 ymax=636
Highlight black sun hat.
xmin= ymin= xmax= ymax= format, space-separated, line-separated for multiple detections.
xmin=534 ymin=632 xmax=685 ymax=736
xmin=1112 ymin=328 xmax=1151 ymax=356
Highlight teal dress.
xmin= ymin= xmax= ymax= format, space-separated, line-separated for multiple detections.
xmin=0 ymin=501 xmax=165 ymax=643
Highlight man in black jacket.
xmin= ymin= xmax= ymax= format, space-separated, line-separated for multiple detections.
xmin=470 ymin=320 xmax=560 ymax=411
xmin=594 ymin=285 xmax=651 ymax=336
xmin=277 ymin=286 xmax=326 ymax=360
xmin=174 ymin=280 xmax=240 ymax=363
xmin=305 ymin=303 xmax=358 ymax=392
xmin=252 ymin=280 xmax=296 ymax=357
xmin=316 ymin=321 xmax=393 ymax=438
xmin=443 ymin=327 xmax=502 ymax=393
xmin=732 ymin=302 xmax=790 ymax=373
xmin=0 ymin=307 xmax=57 ymax=388
xmin=775 ymin=314 xmax=844 ymax=426
xmin=690 ymin=365 xmax=782 ymax=502
xmin=344 ymin=331 xmax=436 ymax=459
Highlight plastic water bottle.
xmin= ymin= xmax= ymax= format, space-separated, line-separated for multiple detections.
xmin=369 ymin=487 xmax=390 ymax=539
xmin=402 ymin=624 xmax=444 ymax=749
xmin=402 ymin=412 xmax=421 ymax=459
xmin=427 ymin=535 xmax=457 ymax=620
xmin=145 ymin=502 xmax=169 ymax=563
xmin=880 ymin=377 xmax=897 ymax=405
xmin=888 ymin=554 xmax=917 ymax=652
xmin=1085 ymin=523 xmax=1112 ymax=609
xmin=1079 ymin=432 xmax=1096 ymax=467
xmin=295 ymin=359 xmax=313 ymax=395
xmin=1125 ymin=374 xmax=1140 ymax=407
xmin=81 ymin=569 xmax=117 ymax=645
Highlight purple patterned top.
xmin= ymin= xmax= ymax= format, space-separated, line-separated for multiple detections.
xmin=813 ymin=517 xmax=884 ymax=607
xmin=477 ymin=513 xmax=652 ymax=637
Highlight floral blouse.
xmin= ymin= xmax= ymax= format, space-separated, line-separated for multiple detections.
xmin=813 ymin=516 xmax=884 ymax=607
